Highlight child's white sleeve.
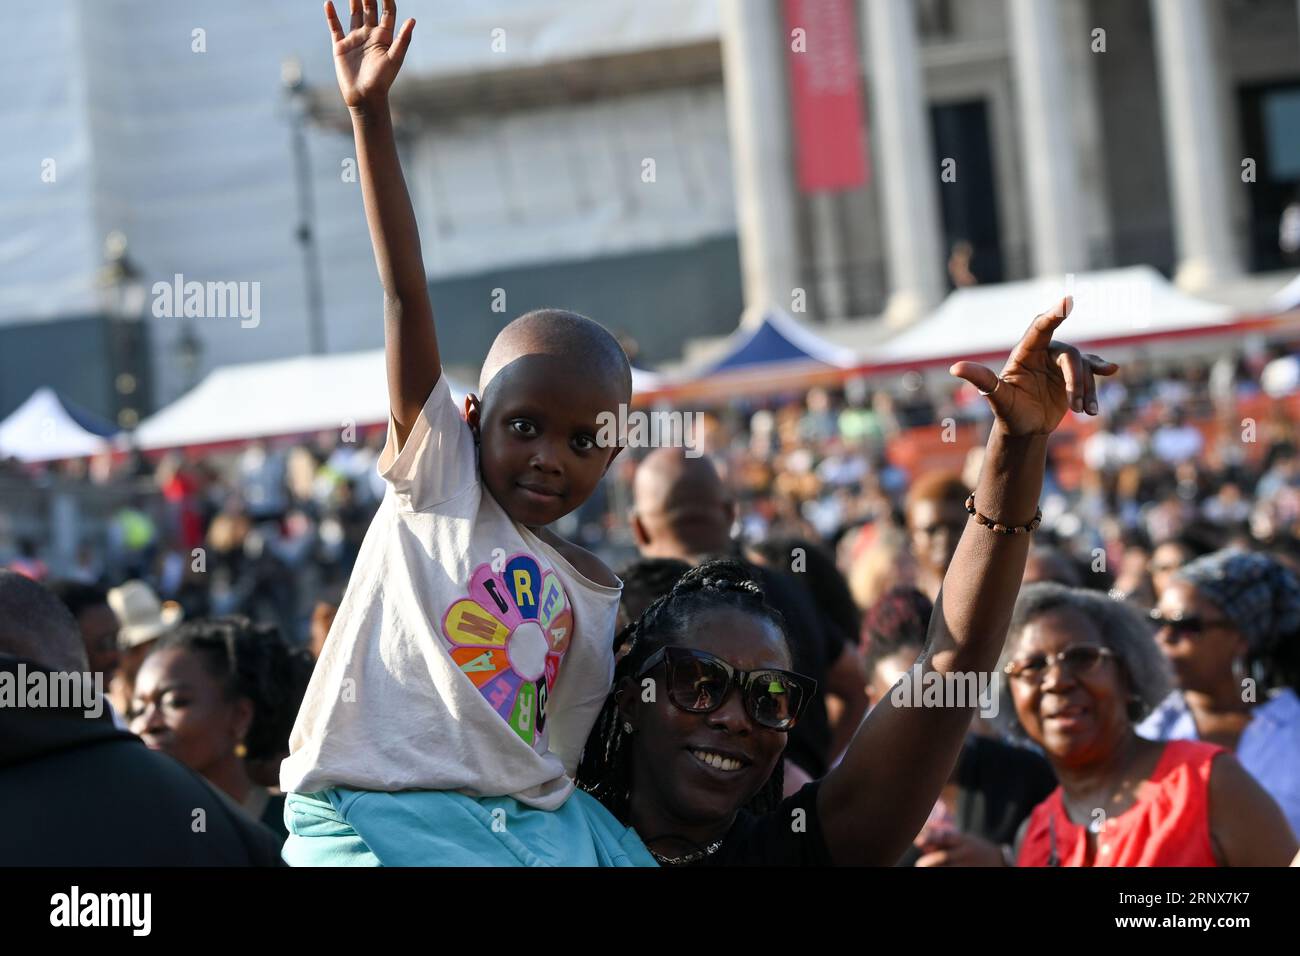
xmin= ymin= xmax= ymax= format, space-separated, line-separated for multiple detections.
xmin=375 ymin=373 xmax=477 ymax=512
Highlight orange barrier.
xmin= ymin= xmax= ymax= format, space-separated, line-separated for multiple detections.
xmin=884 ymin=391 xmax=1300 ymax=488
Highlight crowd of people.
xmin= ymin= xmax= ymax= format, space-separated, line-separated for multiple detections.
xmin=3 ymin=326 xmax=1299 ymax=867
xmin=0 ymin=431 xmax=388 ymax=647
xmin=621 ymin=340 xmax=1300 ymax=584
xmin=4 ymin=330 xmax=1298 ymax=866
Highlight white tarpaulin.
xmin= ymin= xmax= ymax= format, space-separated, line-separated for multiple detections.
xmin=631 ymin=366 xmax=666 ymax=393
xmin=131 ymin=350 xmax=470 ymax=451
xmin=0 ymin=388 xmax=116 ymax=462
xmin=874 ymin=266 xmax=1236 ymax=365
xmin=394 ymin=0 xmax=719 ymax=77
xmin=2 ymin=1 xmax=729 ymax=413
xmin=1270 ymin=274 xmax=1300 ymax=313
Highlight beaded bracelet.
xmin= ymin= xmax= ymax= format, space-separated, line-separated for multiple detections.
xmin=964 ymin=493 xmax=1042 ymax=535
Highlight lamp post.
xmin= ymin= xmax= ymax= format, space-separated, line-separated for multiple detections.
xmin=96 ymin=231 xmax=152 ymax=430
xmin=282 ymin=57 xmax=328 ymax=356
xmin=175 ymin=322 xmax=204 ymax=393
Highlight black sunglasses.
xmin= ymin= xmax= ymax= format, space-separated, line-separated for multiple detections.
xmin=1148 ymin=610 xmax=1229 ymax=638
xmin=637 ymin=646 xmax=817 ymax=731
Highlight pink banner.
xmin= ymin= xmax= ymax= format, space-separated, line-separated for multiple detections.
xmin=783 ymin=0 xmax=870 ymax=192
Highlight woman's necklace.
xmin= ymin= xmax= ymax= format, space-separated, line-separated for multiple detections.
xmin=648 ymin=838 xmax=725 ymax=866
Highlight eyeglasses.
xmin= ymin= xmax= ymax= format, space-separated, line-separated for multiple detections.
xmin=1148 ymin=610 xmax=1229 ymax=639
xmin=1003 ymin=645 xmax=1117 ymax=684
xmin=637 ymin=646 xmax=817 ymax=731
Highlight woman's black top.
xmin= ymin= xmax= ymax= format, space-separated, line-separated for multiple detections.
xmin=698 ymin=780 xmax=832 ymax=866
xmin=896 ymin=734 xmax=1057 ymax=866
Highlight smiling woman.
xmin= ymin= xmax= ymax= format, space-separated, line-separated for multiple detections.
xmin=1002 ymin=584 xmax=1298 ymax=867
xmin=578 ymin=562 xmax=811 ymax=865
xmin=129 ymin=618 xmax=313 ymax=848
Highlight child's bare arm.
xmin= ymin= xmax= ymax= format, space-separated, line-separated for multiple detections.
xmin=326 ymin=0 xmax=438 ymax=451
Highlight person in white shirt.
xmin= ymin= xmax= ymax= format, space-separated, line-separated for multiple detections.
xmin=1151 ymin=408 xmax=1204 ymax=465
xmin=281 ymin=1 xmax=652 ymax=867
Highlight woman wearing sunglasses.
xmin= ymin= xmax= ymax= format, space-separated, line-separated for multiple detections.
xmin=1138 ymin=549 xmax=1300 ymax=838
xmin=1003 ymin=583 xmax=1296 ymax=866
xmin=578 ymin=298 xmax=1122 ymax=865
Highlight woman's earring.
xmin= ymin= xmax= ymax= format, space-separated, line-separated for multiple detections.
xmin=1231 ymin=657 xmax=1246 ymax=682
xmin=623 ymin=722 xmax=634 ymax=735
xmin=234 ymin=741 xmax=248 ymax=759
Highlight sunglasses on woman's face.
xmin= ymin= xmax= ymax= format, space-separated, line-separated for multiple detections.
xmin=1148 ymin=609 xmax=1229 ymax=639
xmin=637 ymin=646 xmax=817 ymax=731
xmin=1003 ymin=644 xmax=1117 ymax=684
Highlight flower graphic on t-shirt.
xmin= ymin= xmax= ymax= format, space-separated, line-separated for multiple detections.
xmin=440 ymin=554 xmax=573 ymax=749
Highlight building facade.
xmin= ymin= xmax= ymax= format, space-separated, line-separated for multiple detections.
xmin=1 ymin=0 xmax=1297 ymax=423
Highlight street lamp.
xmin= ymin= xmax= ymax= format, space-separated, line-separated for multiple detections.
xmin=96 ymin=231 xmax=152 ymax=429
xmin=175 ymin=322 xmax=204 ymax=393
xmin=282 ymin=56 xmax=328 ymax=356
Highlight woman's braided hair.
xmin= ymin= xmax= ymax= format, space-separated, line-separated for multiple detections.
xmin=152 ymin=616 xmax=314 ymax=761
xmin=577 ymin=558 xmax=791 ymax=824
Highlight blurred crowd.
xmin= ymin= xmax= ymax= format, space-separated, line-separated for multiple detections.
xmin=1 ymin=428 xmax=391 ymax=647
xmin=2 ymin=337 xmax=1299 ymax=865
xmin=608 ymin=338 xmax=1300 ymax=606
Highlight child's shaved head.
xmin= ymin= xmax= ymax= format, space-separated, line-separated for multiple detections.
xmin=469 ymin=309 xmax=632 ymax=529
xmin=480 ymin=309 xmax=632 ymax=403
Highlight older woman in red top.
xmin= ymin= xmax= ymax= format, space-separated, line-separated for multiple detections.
xmin=1002 ymin=583 xmax=1295 ymax=866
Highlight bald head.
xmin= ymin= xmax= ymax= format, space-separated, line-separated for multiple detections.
xmin=0 ymin=570 xmax=88 ymax=671
xmin=631 ymin=448 xmax=734 ymax=561
xmin=479 ymin=309 xmax=632 ymax=402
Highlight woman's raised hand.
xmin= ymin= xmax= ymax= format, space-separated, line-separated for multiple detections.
xmin=324 ymin=0 xmax=415 ymax=110
xmin=949 ymin=296 xmax=1118 ymax=437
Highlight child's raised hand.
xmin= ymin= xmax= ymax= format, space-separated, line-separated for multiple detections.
xmin=949 ymin=296 xmax=1119 ymax=437
xmin=324 ymin=0 xmax=415 ymax=110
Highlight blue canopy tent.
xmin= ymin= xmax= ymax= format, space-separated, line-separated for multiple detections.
xmin=703 ymin=308 xmax=859 ymax=374
xmin=638 ymin=308 xmax=860 ymax=402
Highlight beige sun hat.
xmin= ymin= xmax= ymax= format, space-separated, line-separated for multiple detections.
xmin=107 ymin=580 xmax=184 ymax=649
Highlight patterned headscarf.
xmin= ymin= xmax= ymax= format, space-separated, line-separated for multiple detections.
xmin=1174 ymin=549 xmax=1300 ymax=654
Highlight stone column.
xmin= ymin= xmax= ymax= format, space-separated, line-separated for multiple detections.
xmin=1008 ymin=0 xmax=1087 ymax=276
xmin=720 ymin=0 xmax=801 ymax=324
xmin=1150 ymin=0 xmax=1240 ymax=290
xmin=863 ymin=0 xmax=946 ymax=327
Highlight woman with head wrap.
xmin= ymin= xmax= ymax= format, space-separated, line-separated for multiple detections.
xmin=1138 ymin=549 xmax=1300 ymax=837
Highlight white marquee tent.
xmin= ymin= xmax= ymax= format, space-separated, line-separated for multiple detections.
xmin=1270 ymin=273 xmax=1300 ymax=314
xmin=131 ymin=350 xmax=471 ymax=452
xmin=872 ymin=266 xmax=1242 ymax=367
xmin=0 ymin=388 xmax=117 ymax=463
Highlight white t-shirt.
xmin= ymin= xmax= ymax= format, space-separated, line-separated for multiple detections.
xmin=1151 ymin=425 xmax=1203 ymax=465
xmin=281 ymin=375 xmax=621 ymax=810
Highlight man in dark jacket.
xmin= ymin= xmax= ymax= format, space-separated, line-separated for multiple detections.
xmin=0 ymin=570 xmax=282 ymax=866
